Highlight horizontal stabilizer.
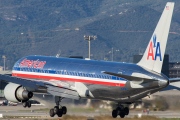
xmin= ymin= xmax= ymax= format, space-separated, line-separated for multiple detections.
xmin=169 ymin=78 xmax=180 ymax=83
xmin=163 ymin=78 xmax=180 ymax=91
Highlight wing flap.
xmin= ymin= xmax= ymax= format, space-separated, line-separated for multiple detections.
xmin=46 ymin=85 xmax=80 ymax=100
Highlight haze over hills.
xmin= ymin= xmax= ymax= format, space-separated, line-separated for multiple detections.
xmin=0 ymin=0 xmax=180 ymax=69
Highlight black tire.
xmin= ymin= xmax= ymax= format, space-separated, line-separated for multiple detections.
xmin=54 ymin=106 xmax=59 ymax=114
xmin=119 ymin=112 xmax=125 ymax=118
xmin=116 ymin=107 xmax=122 ymax=115
xmin=22 ymin=102 xmax=27 ymax=108
xmin=49 ymin=108 xmax=55 ymax=117
xmin=124 ymin=107 xmax=129 ymax=115
xmin=116 ymin=107 xmax=121 ymax=110
xmin=112 ymin=110 xmax=118 ymax=118
xmin=62 ymin=106 xmax=67 ymax=114
xmin=57 ymin=109 xmax=63 ymax=117
xmin=27 ymin=101 xmax=31 ymax=108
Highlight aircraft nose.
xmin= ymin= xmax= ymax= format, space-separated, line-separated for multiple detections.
xmin=158 ymin=80 xmax=168 ymax=87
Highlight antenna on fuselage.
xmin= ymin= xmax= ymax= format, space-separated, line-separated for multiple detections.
xmin=56 ymin=49 xmax=61 ymax=58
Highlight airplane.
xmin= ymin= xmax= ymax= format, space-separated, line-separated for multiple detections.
xmin=0 ymin=2 xmax=176 ymax=118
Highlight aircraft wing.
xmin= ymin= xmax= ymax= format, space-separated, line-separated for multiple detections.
xmin=103 ymin=71 xmax=154 ymax=82
xmin=46 ymin=84 xmax=79 ymax=99
xmin=0 ymin=74 xmax=80 ymax=100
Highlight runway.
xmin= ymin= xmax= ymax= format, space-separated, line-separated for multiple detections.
xmin=0 ymin=105 xmax=180 ymax=119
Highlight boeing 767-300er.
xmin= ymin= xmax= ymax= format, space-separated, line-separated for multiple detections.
xmin=0 ymin=2 xmax=178 ymax=118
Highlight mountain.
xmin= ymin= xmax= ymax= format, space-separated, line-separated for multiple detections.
xmin=0 ymin=0 xmax=180 ymax=69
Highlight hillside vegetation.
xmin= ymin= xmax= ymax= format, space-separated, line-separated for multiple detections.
xmin=0 ymin=0 xmax=180 ymax=68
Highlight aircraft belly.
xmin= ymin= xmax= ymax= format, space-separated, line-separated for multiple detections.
xmin=86 ymin=83 xmax=162 ymax=102
xmin=87 ymin=85 xmax=126 ymax=98
xmin=86 ymin=84 xmax=133 ymax=99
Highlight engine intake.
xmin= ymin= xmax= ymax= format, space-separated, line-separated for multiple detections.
xmin=4 ymin=83 xmax=33 ymax=102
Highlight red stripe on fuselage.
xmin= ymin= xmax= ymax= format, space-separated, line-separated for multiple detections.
xmin=12 ymin=72 xmax=125 ymax=87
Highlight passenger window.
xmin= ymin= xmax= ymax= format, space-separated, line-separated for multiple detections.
xmin=112 ymin=76 xmax=117 ymax=80
xmin=93 ymin=74 xmax=96 ymax=78
xmin=90 ymin=74 xmax=93 ymax=77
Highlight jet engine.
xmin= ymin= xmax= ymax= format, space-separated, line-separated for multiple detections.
xmin=4 ymin=83 xmax=33 ymax=102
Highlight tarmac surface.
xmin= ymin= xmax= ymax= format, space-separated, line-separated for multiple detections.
xmin=0 ymin=105 xmax=180 ymax=119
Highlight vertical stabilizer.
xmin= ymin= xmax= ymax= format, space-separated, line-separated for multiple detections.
xmin=137 ymin=2 xmax=174 ymax=73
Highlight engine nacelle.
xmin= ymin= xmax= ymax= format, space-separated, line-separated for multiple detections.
xmin=4 ymin=83 xmax=33 ymax=102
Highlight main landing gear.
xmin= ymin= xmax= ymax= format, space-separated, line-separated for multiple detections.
xmin=112 ymin=104 xmax=129 ymax=118
xmin=22 ymin=101 xmax=31 ymax=108
xmin=49 ymin=96 xmax=67 ymax=117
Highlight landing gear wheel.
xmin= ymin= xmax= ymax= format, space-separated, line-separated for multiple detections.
xmin=62 ymin=106 xmax=67 ymax=114
xmin=112 ymin=104 xmax=130 ymax=118
xmin=119 ymin=112 xmax=125 ymax=118
xmin=112 ymin=110 xmax=118 ymax=118
xmin=27 ymin=101 xmax=31 ymax=108
xmin=49 ymin=97 xmax=67 ymax=117
xmin=119 ymin=111 xmax=125 ymax=118
xmin=124 ymin=107 xmax=129 ymax=115
xmin=49 ymin=108 xmax=55 ymax=117
xmin=22 ymin=102 xmax=27 ymax=108
xmin=54 ymin=106 xmax=59 ymax=114
xmin=57 ymin=109 xmax=63 ymax=117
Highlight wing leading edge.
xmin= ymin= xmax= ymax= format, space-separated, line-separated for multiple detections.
xmin=0 ymin=74 xmax=80 ymax=100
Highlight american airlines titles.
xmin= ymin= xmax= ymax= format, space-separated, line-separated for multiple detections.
xmin=19 ymin=58 xmax=46 ymax=69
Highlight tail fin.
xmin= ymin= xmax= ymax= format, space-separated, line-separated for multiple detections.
xmin=137 ymin=2 xmax=174 ymax=73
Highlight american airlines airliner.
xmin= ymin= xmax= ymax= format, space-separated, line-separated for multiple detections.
xmin=0 ymin=2 xmax=177 ymax=118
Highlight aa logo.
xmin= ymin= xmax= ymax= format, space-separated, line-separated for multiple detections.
xmin=147 ymin=34 xmax=162 ymax=61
